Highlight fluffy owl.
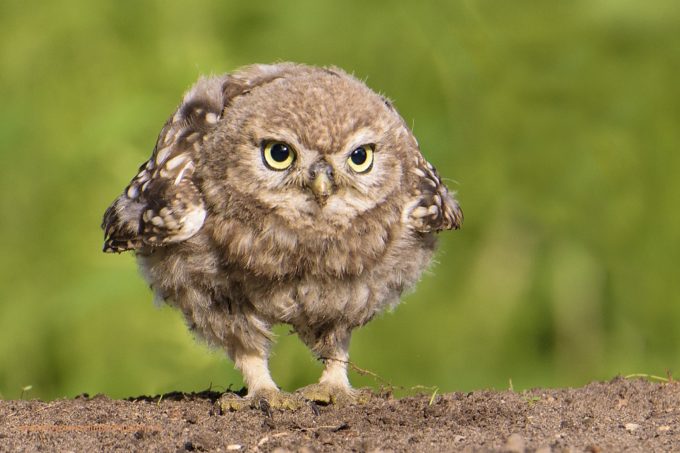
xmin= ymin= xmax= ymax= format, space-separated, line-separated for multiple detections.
xmin=102 ymin=63 xmax=462 ymax=408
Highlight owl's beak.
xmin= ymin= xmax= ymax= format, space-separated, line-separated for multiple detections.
xmin=309 ymin=161 xmax=335 ymax=205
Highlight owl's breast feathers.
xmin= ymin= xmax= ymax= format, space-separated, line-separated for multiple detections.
xmin=205 ymin=200 xmax=404 ymax=280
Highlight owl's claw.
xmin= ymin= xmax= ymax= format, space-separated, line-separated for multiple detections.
xmin=217 ymin=389 xmax=302 ymax=413
xmin=296 ymin=383 xmax=372 ymax=406
xmin=217 ymin=393 xmax=249 ymax=412
xmin=253 ymin=389 xmax=303 ymax=411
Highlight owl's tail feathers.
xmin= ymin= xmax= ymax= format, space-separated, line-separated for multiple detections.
xmin=102 ymin=196 xmax=144 ymax=253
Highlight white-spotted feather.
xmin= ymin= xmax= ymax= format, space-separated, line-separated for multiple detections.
xmin=406 ymin=155 xmax=463 ymax=233
xmin=102 ymin=76 xmax=228 ymax=252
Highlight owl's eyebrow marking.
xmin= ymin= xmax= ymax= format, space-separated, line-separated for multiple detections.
xmin=259 ymin=129 xmax=303 ymax=149
xmin=343 ymin=127 xmax=381 ymax=153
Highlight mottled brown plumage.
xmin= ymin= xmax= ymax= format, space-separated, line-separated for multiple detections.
xmin=102 ymin=63 xmax=462 ymax=406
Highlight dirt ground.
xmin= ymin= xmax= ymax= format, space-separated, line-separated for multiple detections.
xmin=1 ymin=377 xmax=678 ymax=452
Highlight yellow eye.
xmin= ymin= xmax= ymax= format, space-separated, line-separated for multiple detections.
xmin=262 ymin=141 xmax=295 ymax=170
xmin=347 ymin=145 xmax=374 ymax=173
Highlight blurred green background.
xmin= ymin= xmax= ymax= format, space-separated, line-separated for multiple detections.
xmin=1 ymin=0 xmax=679 ymax=401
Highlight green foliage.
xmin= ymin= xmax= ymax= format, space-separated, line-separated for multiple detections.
xmin=1 ymin=0 xmax=679 ymax=400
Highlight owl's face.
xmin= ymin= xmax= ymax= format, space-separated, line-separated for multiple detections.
xmin=203 ymin=69 xmax=418 ymax=233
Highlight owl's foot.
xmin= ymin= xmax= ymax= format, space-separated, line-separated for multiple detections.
xmin=251 ymin=388 xmax=302 ymax=411
xmin=296 ymin=383 xmax=372 ymax=406
xmin=217 ymin=392 xmax=249 ymax=412
xmin=217 ymin=389 xmax=302 ymax=412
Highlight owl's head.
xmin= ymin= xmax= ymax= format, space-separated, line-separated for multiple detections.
xmin=199 ymin=63 xmax=420 ymax=235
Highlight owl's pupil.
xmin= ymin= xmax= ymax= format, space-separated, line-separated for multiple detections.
xmin=271 ymin=143 xmax=290 ymax=162
xmin=351 ymin=147 xmax=367 ymax=165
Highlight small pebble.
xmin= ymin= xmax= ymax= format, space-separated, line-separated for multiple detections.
xmin=625 ymin=423 xmax=640 ymax=432
xmin=226 ymin=445 xmax=242 ymax=451
xmin=504 ymin=433 xmax=525 ymax=452
xmin=298 ymin=447 xmax=317 ymax=453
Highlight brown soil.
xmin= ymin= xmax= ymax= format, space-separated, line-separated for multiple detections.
xmin=1 ymin=377 xmax=678 ymax=452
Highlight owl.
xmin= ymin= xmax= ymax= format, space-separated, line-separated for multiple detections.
xmin=102 ymin=63 xmax=462 ymax=409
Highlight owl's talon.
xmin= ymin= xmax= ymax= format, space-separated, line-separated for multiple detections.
xmin=354 ymin=388 xmax=374 ymax=405
xmin=296 ymin=383 xmax=372 ymax=406
xmin=217 ymin=389 xmax=302 ymax=412
xmin=217 ymin=393 xmax=249 ymax=412
xmin=252 ymin=389 xmax=303 ymax=411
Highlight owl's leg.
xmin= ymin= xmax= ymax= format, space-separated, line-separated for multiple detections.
xmin=296 ymin=328 xmax=371 ymax=405
xmin=170 ymin=288 xmax=299 ymax=410
xmin=234 ymin=347 xmax=278 ymax=396
xmin=317 ymin=333 xmax=351 ymax=390
xmin=219 ymin=341 xmax=301 ymax=411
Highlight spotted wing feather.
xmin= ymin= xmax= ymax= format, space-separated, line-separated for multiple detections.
xmin=407 ymin=155 xmax=463 ymax=233
xmin=102 ymin=77 xmax=227 ymax=252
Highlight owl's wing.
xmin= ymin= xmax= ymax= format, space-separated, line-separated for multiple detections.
xmin=406 ymin=155 xmax=463 ymax=233
xmin=102 ymin=77 xmax=227 ymax=252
